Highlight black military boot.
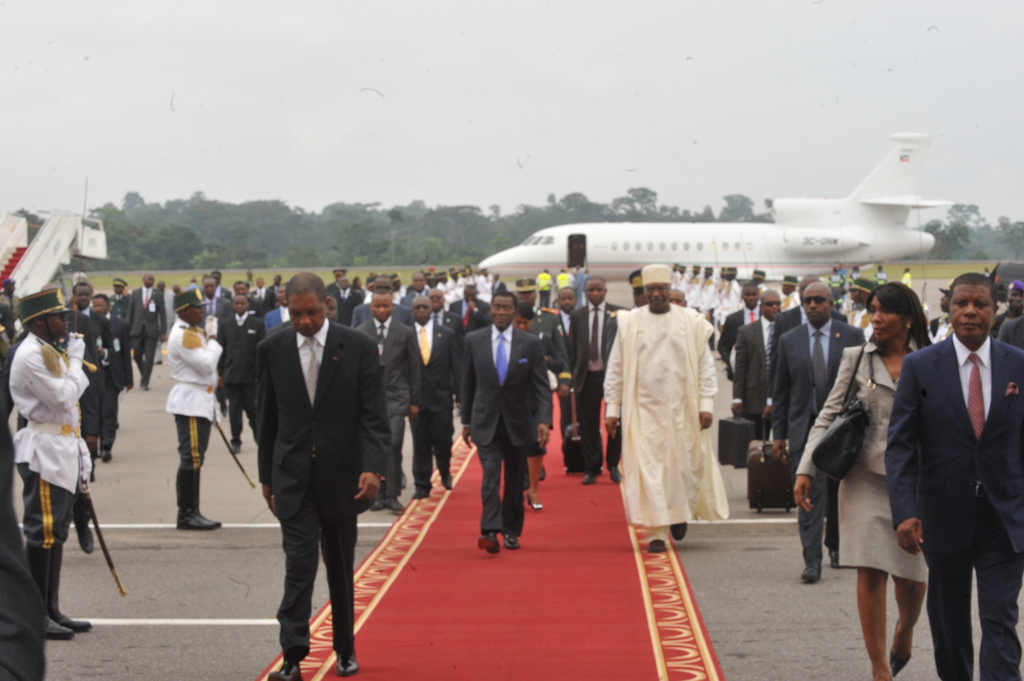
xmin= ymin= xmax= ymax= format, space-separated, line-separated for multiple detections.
xmin=72 ymin=494 xmax=94 ymax=554
xmin=25 ymin=545 xmax=75 ymax=640
xmin=176 ymin=469 xmax=219 ymax=530
xmin=192 ymin=469 xmax=221 ymax=529
xmin=48 ymin=544 xmax=91 ymax=632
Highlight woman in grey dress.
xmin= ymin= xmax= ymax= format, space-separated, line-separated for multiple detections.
xmin=795 ymin=282 xmax=929 ymax=681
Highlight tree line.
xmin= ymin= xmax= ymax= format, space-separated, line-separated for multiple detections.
xmin=17 ymin=191 xmax=1022 ymax=271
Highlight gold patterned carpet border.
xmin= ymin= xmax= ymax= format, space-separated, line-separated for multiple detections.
xmin=257 ymin=439 xmax=476 ymax=681
xmin=626 ymin=517 xmax=725 ymax=680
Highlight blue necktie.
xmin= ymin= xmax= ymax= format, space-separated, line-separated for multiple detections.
xmin=496 ymin=335 xmax=508 ymax=385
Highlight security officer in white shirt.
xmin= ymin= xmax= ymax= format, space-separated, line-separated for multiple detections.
xmin=166 ymin=286 xmax=224 ymax=531
xmin=12 ymin=288 xmax=93 ymax=640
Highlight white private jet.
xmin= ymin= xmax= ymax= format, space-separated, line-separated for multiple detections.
xmin=479 ymin=133 xmax=947 ymax=281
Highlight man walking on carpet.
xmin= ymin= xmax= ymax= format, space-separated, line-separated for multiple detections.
xmin=603 ymin=264 xmax=729 ymax=553
xmin=461 ymin=290 xmax=550 ymax=553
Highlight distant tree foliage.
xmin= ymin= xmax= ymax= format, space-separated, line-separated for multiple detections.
xmin=89 ymin=192 xmax=1012 ymax=270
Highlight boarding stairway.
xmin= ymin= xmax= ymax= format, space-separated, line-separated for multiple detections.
xmin=6 ymin=210 xmax=107 ymax=296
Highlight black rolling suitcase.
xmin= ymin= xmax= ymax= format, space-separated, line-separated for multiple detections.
xmin=718 ymin=417 xmax=754 ymax=468
xmin=563 ymin=388 xmax=585 ymax=474
xmin=746 ymin=421 xmax=793 ymax=512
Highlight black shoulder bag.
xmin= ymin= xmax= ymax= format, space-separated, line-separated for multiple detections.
xmin=810 ymin=346 xmax=870 ymax=481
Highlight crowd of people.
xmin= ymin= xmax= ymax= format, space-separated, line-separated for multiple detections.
xmin=2 ymin=262 xmax=1024 ymax=681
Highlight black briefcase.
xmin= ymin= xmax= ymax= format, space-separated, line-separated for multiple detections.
xmin=718 ymin=417 xmax=755 ymax=468
xmin=563 ymin=389 xmax=585 ymax=474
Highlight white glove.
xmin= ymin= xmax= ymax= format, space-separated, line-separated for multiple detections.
xmin=80 ymin=447 xmax=93 ymax=485
xmin=66 ymin=335 xmax=86 ymax=361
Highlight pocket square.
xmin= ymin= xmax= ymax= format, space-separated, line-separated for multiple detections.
xmin=1007 ymin=382 xmax=1019 ymax=396
xmin=518 ymin=358 xmax=528 ymax=364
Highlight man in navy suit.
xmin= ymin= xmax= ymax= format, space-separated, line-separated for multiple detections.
xmin=448 ymin=285 xmax=491 ymax=333
xmin=772 ymin=281 xmax=864 ymax=584
xmin=409 ymin=295 xmax=462 ymax=498
xmin=887 ymin=272 xmax=1024 ymax=681
xmin=264 ymin=285 xmax=289 ymax=331
xmin=461 ymin=290 xmax=550 ymax=552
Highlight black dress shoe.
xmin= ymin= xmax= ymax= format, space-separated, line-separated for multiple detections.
xmin=52 ymin=613 xmax=91 ymax=633
xmin=230 ymin=441 xmax=241 ymax=454
xmin=801 ymin=564 xmax=821 ymax=583
xmin=478 ymin=532 xmax=500 ymax=554
xmin=401 ymin=473 xmax=407 ymax=490
xmin=609 ymin=467 xmax=622 ymax=483
xmin=829 ymin=549 xmax=840 ymax=569
xmin=336 ymin=654 xmax=359 ymax=677
xmin=412 ymin=488 xmax=430 ymax=500
xmin=370 ymin=498 xmax=385 ymax=512
xmin=141 ymin=385 xmax=150 ymax=391
xmin=582 ymin=473 xmax=597 ymax=485
xmin=176 ymin=510 xmax=220 ymax=530
xmin=889 ymin=651 xmax=911 ymax=678
xmin=268 ymin=659 xmax=302 ymax=681
xmin=648 ymin=539 xmax=666 ymax=553
xmin=503 ymin=535 xmax=520 ymax=550
xmin=384 ymin=498 xmax=405 ymax=514
xmin=101 ymin=449 xmax=112 ymax=463
xmin=441 ymin=474 xmax=452 ymax=490
xmin=45 ymin=617 xmax=75 ymax=640
xmin=670 ymin=523 xmax=688 ymax=541
xmin=76 ymin=521 xmax=94 ymax=554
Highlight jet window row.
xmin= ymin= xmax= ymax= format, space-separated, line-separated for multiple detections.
xmin=521 ymin=236 xmax=556 ymax=246
xmin=610 ymin=241 xmax=753 ymax=252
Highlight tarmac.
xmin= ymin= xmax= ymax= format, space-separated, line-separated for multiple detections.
xmin=9 ymin=277 xmax=993 ymax=680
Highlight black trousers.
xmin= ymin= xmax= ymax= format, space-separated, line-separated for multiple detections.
xmin=558 ymin=394 xmax=572 ymax=440
xmin=18 ymin=464 xmax=74 ymax=549
xmin=579 ymin=371 xmax=621 ymax=475
xmin=277 ymin=467 xmax=358 ymax=662
xmin=924 ymin=496 xmax=1024 ymax=681
xmin=476 ymin=417 xmax=527 ymax=537
xmin=410 ymin=407 xmax=454 ymax=492
xmin=175 ymin=415 xmax=211 ymax=471
xmin=132 ymin=334 xmax=158 ymax=388
xmin=101 ymin=368 xmax=120 ymax=451
xmin=225 ymin=382 xmax=258 ymax=444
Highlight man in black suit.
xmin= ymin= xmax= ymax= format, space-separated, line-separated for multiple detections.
xmin=772 ymin=281 xmax=864 ymax=583
xmin=428 ymin=287 xmax=464 ymax=353
xmin=461 ymin=290 xmax=550 ymax=552
xmin=350 ymin=275 xmax=413 ymax=328
xmin=448 ymin=285 xmax=491 ymax=332
xmin=731 ymin=290 xmax=779 ymax=440
xmin=324 ymin=268 xmax=348 ymax=303
xmin=126 ymin=273 xmax=166 ymax=390
xmin=409 ymin=295 xmax=461 ymax=499
xmin=258 ymin=273 xmax=389 ymax=681
xmin=718 ymin=281 xmax=761 ymax=381
xmin=332 ymin=277 xmax=363 ymax=326
xmin=219 ymin=295 xmax=265 ymax=452
xmin=887 ymin=273 xmax=1024 ymax=681
xmin=568 ymin=276 xmax=622 ymax=484
xmin=399 ymin=272 xmax=429 ymax=308
xmin=251 ymin=276 xmax=275 ymax=315
xmin=201 ymin=276 xmax=233 ymax=325
xmin=91 ymin=293 xmax=133 ymax=463
xmin=356 ymin=293 xmax=421 ymax=513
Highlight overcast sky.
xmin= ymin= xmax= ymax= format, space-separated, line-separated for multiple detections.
xmin=2 ymin=1 xmax=1022 ymax=225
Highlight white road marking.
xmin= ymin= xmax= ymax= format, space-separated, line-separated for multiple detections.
xmin=88 ymin=618 xmax=278 ymax=626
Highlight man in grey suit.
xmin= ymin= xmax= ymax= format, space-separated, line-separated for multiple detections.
xmin=731 ymin=290 xmax=780 ymax=440
xmin=356 ymin=292 xmax=421 ymax=514
xmin=351 ymin=275 xmax=413 ymax=328
xmin=461 ymin=290 xmax=551 ymax=552
xmin=409 ymin=295 xmax=462 ymax=498
xmin=771 ymin=281 xmax=864 ymax=583
xmin=125 ymin=273 xmax=166 ymax=390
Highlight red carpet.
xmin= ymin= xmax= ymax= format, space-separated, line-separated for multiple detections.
xmin=258 ymin=401 xmax=723 ymax=681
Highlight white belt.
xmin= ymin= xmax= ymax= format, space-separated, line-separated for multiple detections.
xmin=181 ymin=382 xmax=216 ymax=394
xmin=27 ymin=422 xmax=80 ymax=437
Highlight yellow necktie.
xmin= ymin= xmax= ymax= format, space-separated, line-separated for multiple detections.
xmin=420 ymin=326 xmax=431 ymax=365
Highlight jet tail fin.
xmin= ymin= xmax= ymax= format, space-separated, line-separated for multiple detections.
xmin=846 ymin=133 xmax=933 ymax=203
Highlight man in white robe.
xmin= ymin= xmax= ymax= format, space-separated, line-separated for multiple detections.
xmin=604 ymin=264 xmax=729 ymax=553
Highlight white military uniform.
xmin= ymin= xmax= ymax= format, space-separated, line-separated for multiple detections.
xmin=166 ymin=322 xmax=222 ymax=421
xmin=12 ymin=334 xmax=92 ymax=496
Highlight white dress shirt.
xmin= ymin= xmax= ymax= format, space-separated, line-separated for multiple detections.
xmin=297 ymin=320 xmax=328 ymax=377
xmin=953 ymin=334 xmax=992 ymax=418
xmin=415 ymin=319 xmax=434 ymax=352
xmin=492 ymin=324 xmax=513 ymax=365
xmin=560 ymin=310 xmax=572 ymax=335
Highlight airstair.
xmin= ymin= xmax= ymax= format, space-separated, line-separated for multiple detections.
xmin=0 ymin=213 xmax=29 ymax=281
xmin=7 ymin=210 xmax=108 ymax=295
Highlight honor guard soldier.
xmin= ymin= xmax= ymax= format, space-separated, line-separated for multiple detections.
xmin=629 ymin=269 xmax=646 ymax=308
xmin=166 ymin=286 xmax=223 ymax=530
xmin=12 ymin=289 xmax=94 ymax=640
xmin=513 ymin=278 xmax=572 ymax=392
xmin=846 ymin=277 xmax=877 ymax=341
xmin=780 ymin=275 xmax=800 ymax=311
xmin=110 ymin=278 xmax=130 ymax=319
xmin=929 ymin=279 xmax=954 ymax=344
xmin=752 ymin=269 xmax=767 ymax=293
